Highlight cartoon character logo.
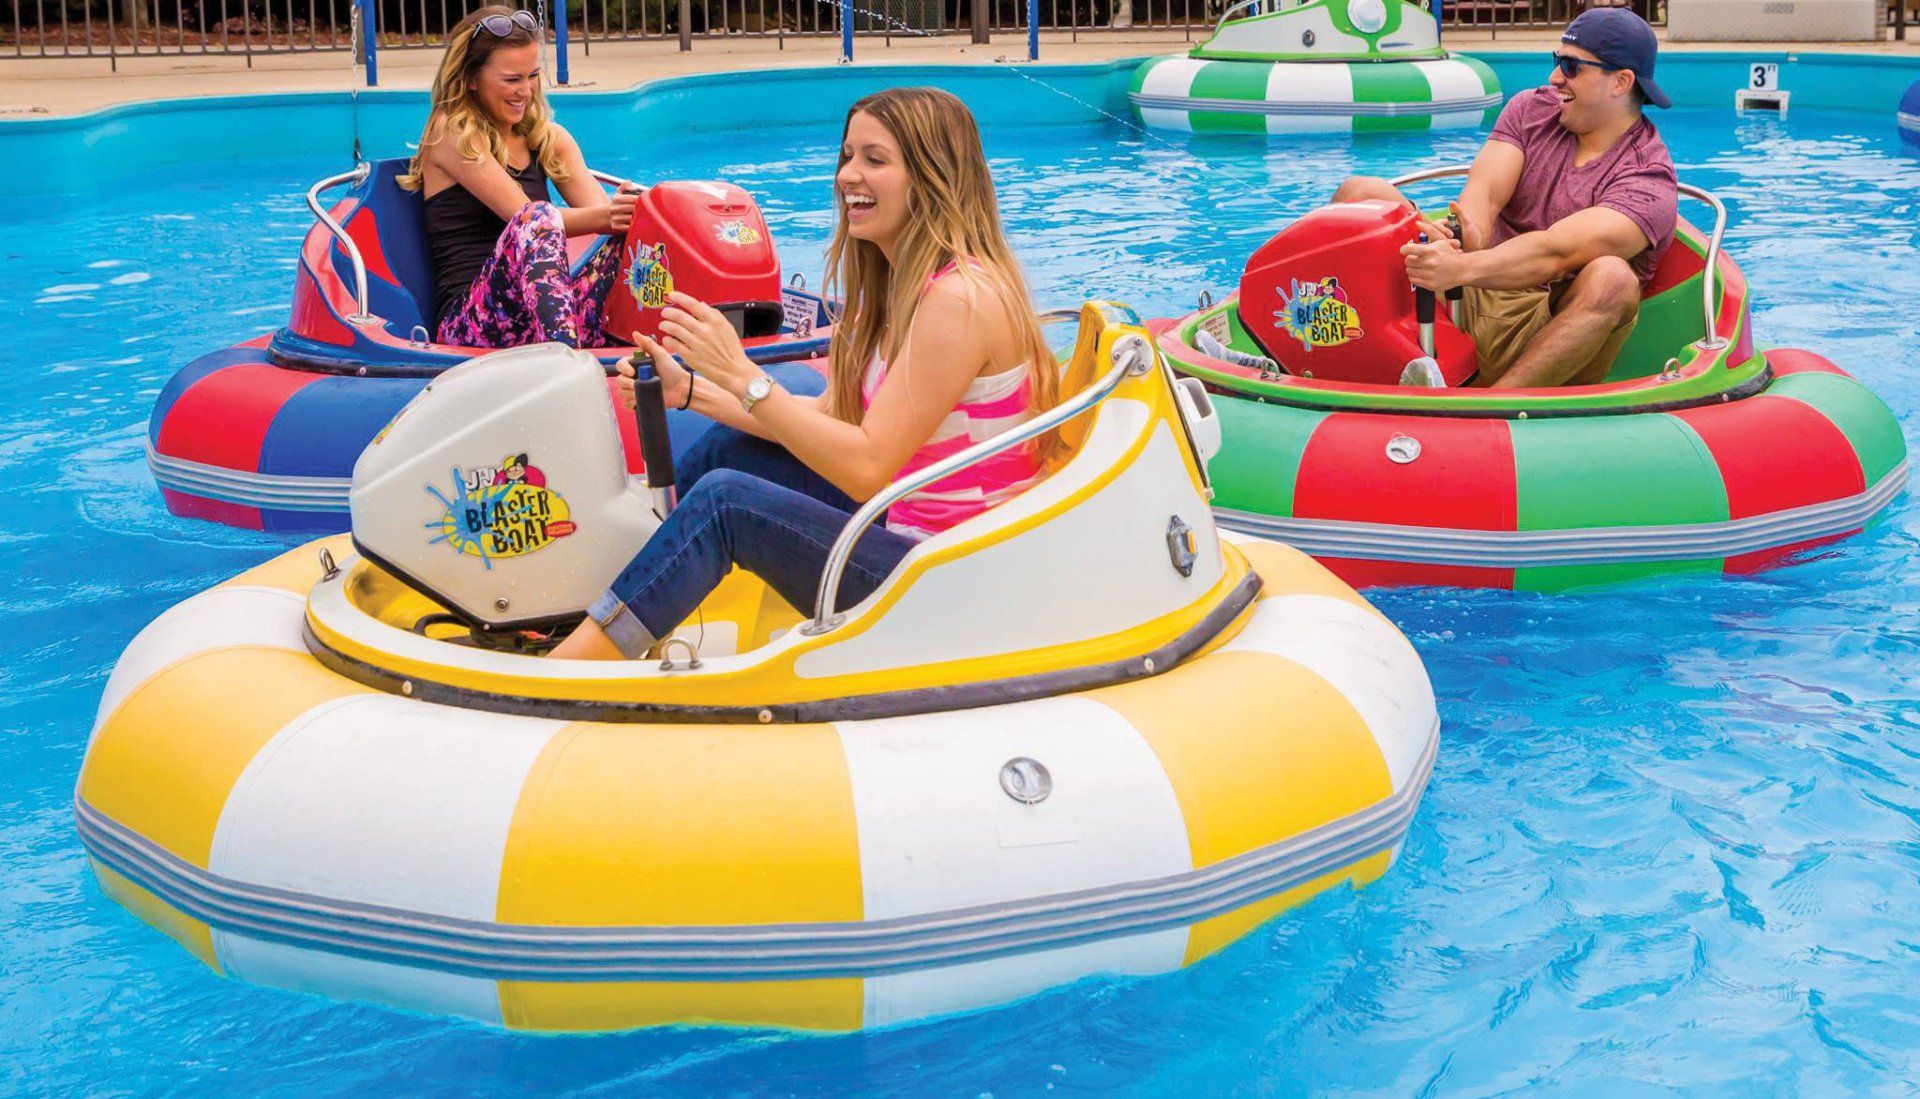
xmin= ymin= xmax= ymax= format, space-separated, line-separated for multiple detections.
xmin=1274 ymin=276 xmax=1364 ymax=350
xmin=714 ymin=219 xmax=762 ymax=246
xmin=425 ymin=454 xmax=576 ymax=568
xmin=627 ymin=241 xmax=673 ymax=310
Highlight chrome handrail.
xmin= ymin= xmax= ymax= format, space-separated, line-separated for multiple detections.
xmin=1215 ymin=0 xmax=1306 ymax=26
xmin=1388 ymin=165 xmax=1729 ymax=352
xmin=306 ymin=164 xmax=375 ymax=325
xmin=591 ymin=169 xmax=638 ymax=191
xmin=1674 ymin=182 xmax=1730 ymax=351
xmin=303 ymin=163 xmax=641 ymax=329
xmin=802 ymin=321 xmax=1158 ymax=636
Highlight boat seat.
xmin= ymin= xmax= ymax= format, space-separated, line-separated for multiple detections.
xmin=330 ymin=158 xmax=440 ymax=337
xmin=1049 ymin=302 xmax=1122 ymax=468
xmin=325 ymin=156 xmax=611 ymax=342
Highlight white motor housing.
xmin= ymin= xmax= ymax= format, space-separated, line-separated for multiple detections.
xmin=349 ymin=343 xmax=661 ymax=631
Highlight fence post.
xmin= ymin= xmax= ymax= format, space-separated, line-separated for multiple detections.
xmin=679 ymin=0 xmax=692 ymax=49
xmin=555 ymin=1 xmax=570 ymax=82
xmin=1026 ymin=0 xmax=1037 ymax=59
xmin=971 ymin=0 xmax=987 ymax=42
xmin=362 ymin=0 xmax=379 ymax=86
xmin=841 ymin=0 xmax=853 ymax=59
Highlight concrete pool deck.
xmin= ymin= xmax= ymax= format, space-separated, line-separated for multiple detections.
xmin=3 ymin=27 xmax=1915 ymax=117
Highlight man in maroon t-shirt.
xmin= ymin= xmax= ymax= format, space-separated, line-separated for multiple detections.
xmin=1330 ymin=8 xmax=1677 ymax=388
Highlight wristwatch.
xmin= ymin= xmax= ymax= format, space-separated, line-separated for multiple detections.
xmin=739 ymin=373 xmax=776 ymax=414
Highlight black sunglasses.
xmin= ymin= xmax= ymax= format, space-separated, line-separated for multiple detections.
xmin=1552 ymin=52 xmax=1619 ymax=79
xmin=473 ymin=9 xmax=540 ymax=39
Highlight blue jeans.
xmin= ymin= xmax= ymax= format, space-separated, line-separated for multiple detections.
xmin=586 ymin=425 xmax=917 ymax=656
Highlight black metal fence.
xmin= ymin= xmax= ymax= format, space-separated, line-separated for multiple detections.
xmin=55 ymin=0 xmax=1890 ymax=65
xmin=6 ymin=0 xmax=357 ymax=59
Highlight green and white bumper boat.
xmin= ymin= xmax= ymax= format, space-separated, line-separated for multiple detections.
xmin=1129 ymin=0 xmax=1501 ymax=134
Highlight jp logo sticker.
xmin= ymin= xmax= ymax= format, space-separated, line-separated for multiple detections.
xmin=715 ymin=219 xmax=762 ymax=246
xmin=1275 ymin=277 xmax=1363 ymax=350
xmin=425 ymin=453 xmax=577 ymax=568
xmin=627 ymin=241 xmax=673 ymax=309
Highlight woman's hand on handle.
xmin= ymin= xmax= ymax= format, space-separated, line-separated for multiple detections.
xmin=606 ymin=184 xmax=640 ymax=235
xmin=657 ymin=291 xmax=756 ymax=396
xmin=631 ymin=333 xmax=693 ymax=409
xmin=613 ymin=354 xmax=638 ymax=410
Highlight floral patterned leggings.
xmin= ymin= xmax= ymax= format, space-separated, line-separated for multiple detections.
xmin=436 ymin=201 xmax=623 ymax=349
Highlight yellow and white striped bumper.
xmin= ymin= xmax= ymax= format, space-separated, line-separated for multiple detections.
xmin=77 ymin=534 xmax=1438 ymax=1032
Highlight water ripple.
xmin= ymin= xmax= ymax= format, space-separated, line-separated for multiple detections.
xmin=1 ymin=110 xmax=1918 ymax=1092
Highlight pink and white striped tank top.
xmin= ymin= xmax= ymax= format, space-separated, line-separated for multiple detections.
xmin=859 ymin=260 xmax=1044 ymax=542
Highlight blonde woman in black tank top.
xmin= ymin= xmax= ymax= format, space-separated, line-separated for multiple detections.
xmin=398 ymin=6 xmax=637 ymax=348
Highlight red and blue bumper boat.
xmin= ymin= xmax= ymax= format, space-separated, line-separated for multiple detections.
xmin=148 ymin=158 xmax=834 ymax=533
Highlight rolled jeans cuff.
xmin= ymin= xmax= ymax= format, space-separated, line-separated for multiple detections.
xmin=586 ymin=591 xmax=654 ymax=659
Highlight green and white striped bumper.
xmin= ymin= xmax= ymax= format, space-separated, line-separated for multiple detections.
xmin=1129 ymin=55 xmax=1501 ymax=134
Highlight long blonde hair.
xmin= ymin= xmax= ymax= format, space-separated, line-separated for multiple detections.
xmin=397 ymin=6 xmax=568 ymax=191
xmin=821 ymin=87 xmax=1062 ymax=466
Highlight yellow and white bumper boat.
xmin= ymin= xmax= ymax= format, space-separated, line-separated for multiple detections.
xmin=77 ymin=305 xmax=1439 ymax=1032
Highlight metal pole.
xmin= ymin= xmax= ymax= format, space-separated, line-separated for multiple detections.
xmin=839 ymin=0 xmax=850 ymax=59
xmin=970 ymin=0 xmax=984 ymax=42
xmin=554 ymin=0 xmax=568 ymax=81
xmin=362 ymin=0 xmax=377 ymax=85
xmin=1025 ymin=0 xmax=1036 ymax=60
xmin=678 ymin=0 xmax=690 ymax=49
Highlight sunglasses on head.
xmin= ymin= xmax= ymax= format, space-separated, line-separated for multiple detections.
xmin=1552 ymin=52 xmax=1618 ymax=79
xmin=473 ymin=9 xmax=540 ymax=39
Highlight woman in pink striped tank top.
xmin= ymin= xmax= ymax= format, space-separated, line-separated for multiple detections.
xmin=554 ymin=87 xmax=1061 ymax=659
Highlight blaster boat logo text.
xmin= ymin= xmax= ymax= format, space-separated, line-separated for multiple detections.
xmin=426 ymin=454 xmax=576 ymax=568
xmin=627 ymin=241 xmax=674 ymax=309
xmin=1275 ymin=276 xmax=1363 ymax=350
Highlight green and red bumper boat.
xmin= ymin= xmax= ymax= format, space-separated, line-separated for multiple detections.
xmin=1154 ymin=168 xmax=1907 ymax=590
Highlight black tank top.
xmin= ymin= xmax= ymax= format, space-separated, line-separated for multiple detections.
xmin=423 ymin=156 xmax=551 ymax=333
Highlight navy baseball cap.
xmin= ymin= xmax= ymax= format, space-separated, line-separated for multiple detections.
xmin=1561 ymin=7 xmax=1670 ymax=109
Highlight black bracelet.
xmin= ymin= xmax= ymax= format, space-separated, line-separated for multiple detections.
xmin=680 ymin=367 xmax=697 ymax=411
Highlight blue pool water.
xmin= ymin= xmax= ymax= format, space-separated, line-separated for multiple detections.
xmin=5 ymin=70 xmax=1920 ymax=1092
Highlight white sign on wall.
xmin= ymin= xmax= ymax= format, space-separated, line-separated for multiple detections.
xmin=1750 ymin=62 xmax=1780 ymax=91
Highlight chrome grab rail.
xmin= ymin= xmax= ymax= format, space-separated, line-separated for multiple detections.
xmin=803 ymin=310 xmax=1156 ymax=636
xmin=1388 ymin=165 xmax=1729 ymax=352
xmin=304 ymin=163 xmax=641 ymax=330
xmin=1674 ymin=182 xmax=1731 ymax=351
xmin=1215 ymin=0 xmax=1307 ymax=26
xmin=306 ymin=164 xmax=375 ymax=325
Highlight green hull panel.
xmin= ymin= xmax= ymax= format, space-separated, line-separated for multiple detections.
xmin=1767 ymin=371 xmax=1908 ymax=485
xmin=1209 ymin=394 xmax=1329 ymax=517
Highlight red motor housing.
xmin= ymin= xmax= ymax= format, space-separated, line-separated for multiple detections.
xmin=603 ymin=180 xmax=783 ymax=344
xmin=1237 ymin=200 xmax=1477 ymax=387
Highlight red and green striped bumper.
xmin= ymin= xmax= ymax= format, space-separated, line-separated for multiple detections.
xmin=1201 ymin=349 xmax=1906 ymax=591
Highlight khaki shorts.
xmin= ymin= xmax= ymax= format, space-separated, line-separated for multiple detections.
xmin=1459 ymin=281 xmax=1638 ymax=387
